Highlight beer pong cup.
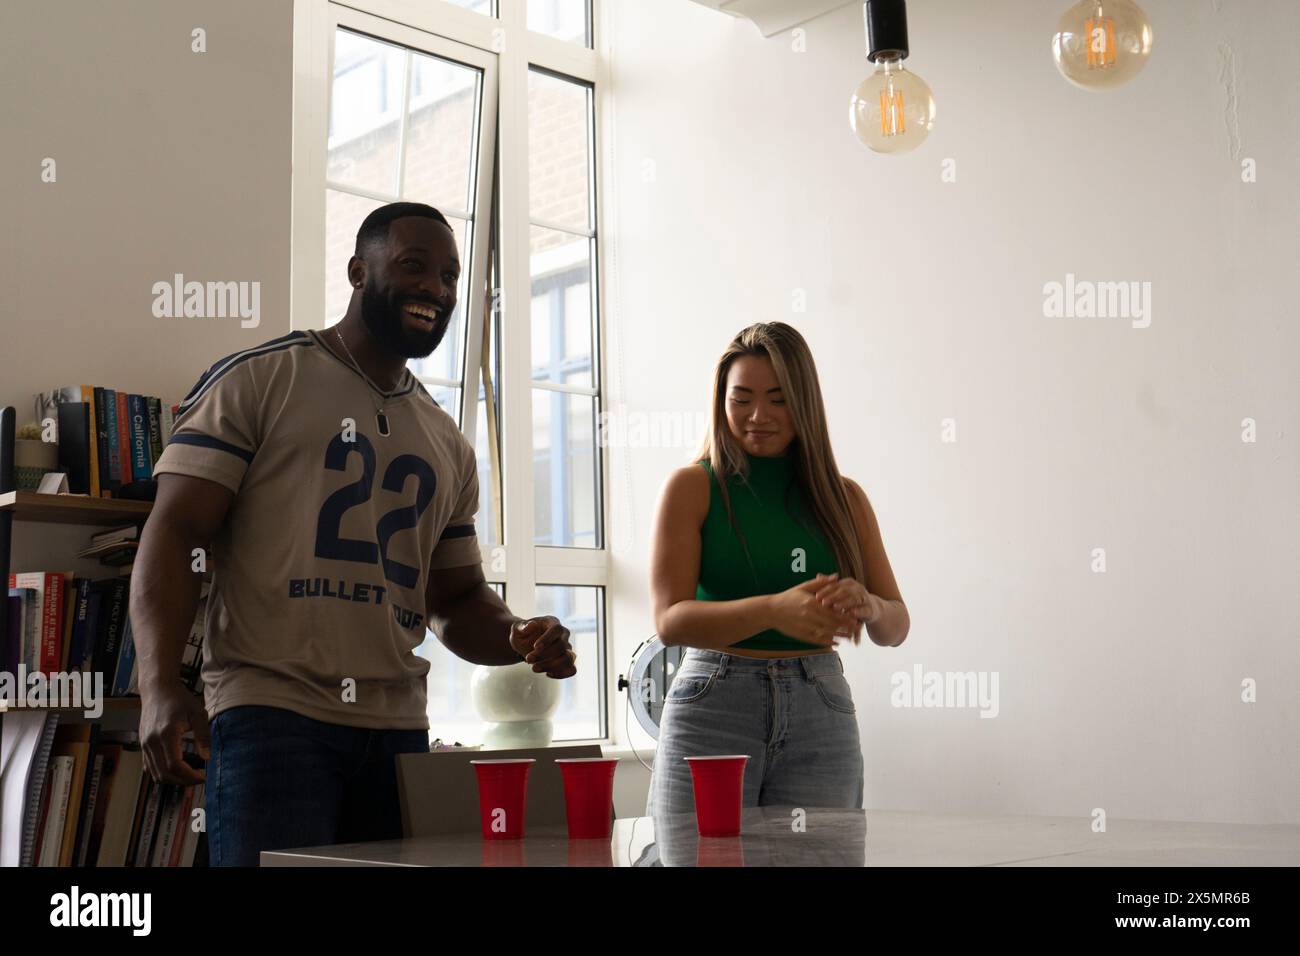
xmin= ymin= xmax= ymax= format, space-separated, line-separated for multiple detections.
xmin=470 ymin=758 xmax=536 ymax=840
xmin=555 ymin=757 xmax=620 ymax=839
xmin=685 ymin=755 xmax=749 ymax=837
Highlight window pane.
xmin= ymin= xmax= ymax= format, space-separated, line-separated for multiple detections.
xmin=324 ymin=190 xmax=384 ymax=323
xmin=326 ymin=204 xmax=469 ymax=382
xmin=532 ymin=389 xmax=599 ymax=548
xmin=530 ymin=227 xmax=593 ymax=388
xmin=536 ymin=585 xmax=603 ymax=740
xmin=527 ymin=70 xmax=591 ymax=232
xmin=527 ymin=0 xmax=590 ymax=46
xmin=404 ymin=53 xmax=480 ymax=213
xmin=329 ymin=30 xmax=405 ymax=194
xmin=426 ymin=385 xmax=462 ymax=428
xmin=407 ymin=216 xmax=469 ymax=385
xmin=417 ymin=582 xmax=503 ymax=746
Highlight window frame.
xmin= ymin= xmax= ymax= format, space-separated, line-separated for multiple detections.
xmin=291 ymin=0 xmax=612 ymax=743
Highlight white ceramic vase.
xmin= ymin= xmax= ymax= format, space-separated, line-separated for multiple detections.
xmin=471 ymin=662 xmax=560 ymax=749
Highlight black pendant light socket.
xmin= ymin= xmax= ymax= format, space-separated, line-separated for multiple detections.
xmin=864 ymin=0 xmax=910 ymax=62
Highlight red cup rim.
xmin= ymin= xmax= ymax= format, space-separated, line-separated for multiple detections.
xmin=470 ymin=758 xmax=537 ymax=764
xmin=554 ymin=757 xmax=620 ymax=763
xmin=684 ymin=754 xmax=750 ymax=761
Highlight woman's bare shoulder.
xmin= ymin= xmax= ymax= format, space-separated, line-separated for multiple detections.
xmin=660 ymin=462 xmax=712 ymax=516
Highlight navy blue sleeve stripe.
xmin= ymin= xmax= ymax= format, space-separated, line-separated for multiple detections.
xmin=176 ymin=332 xmax=312 ymax=413
xmin=166 ymin=431 xmax=256 ymax=464
xmin=439 ymin=524 xmax=476 ymax=540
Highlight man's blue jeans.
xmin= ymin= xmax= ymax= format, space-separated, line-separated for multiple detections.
xmin=205 ymin=704 xmax=430 ymax=866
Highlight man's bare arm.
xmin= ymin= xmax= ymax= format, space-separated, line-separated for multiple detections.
xmin=132 ymin=473 xmax=232 ymax=691
xmin=132 ymin=472 xmax=232 ymax=785
xmin=425 ymin=562 xmax=525 ymax=665
xmin=426 ymin=563 xmax=576 ymax=677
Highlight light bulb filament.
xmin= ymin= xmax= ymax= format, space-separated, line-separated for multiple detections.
xmin=1084 ymin=16 xmax=1117 ymax=69
xmin=879 ymin=87 xmax=906 ymax=136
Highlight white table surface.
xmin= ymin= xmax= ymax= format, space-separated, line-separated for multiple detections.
xmin=258 ymin=805 xmax=1300 ymax=867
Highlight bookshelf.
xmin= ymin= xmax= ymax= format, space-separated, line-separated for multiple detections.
xmin=0 ymin=698 xmax=143 ymax=719
xmin=0 ymin=491 xmax=153 ymax=526
xmin=0 ymin=409 xmax=155 ymax=651
xmin=1 ymin=406 xmax=205 ymax=867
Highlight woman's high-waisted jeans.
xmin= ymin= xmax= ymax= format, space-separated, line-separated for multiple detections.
xmin=646 ymin=648 xmax=864 ymax=817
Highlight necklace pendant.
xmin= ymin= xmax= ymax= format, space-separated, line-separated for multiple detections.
xmin=376 ymin=410 xmax=390 ymax=436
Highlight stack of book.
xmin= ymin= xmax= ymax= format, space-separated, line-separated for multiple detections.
xmin=74 ymin=524 xmax=141 ymax=570
xmin=4 ymin=569 xmax=208 ymax=700
xmin=0 ymin=718 xmax=206 ymax=867
xmin=34 ymin=386 xmax=180 ymax=498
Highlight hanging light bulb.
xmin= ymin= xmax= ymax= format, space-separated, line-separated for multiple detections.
xmin=849 ymin=0 xmax=935 ymax=154
xmin=1052 ymin=0 xmax=1153 ymax=90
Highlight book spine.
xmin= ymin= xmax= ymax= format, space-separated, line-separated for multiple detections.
xmin=133 ymin=783 xmax=164 ymax=867
xmin=40 ymin=571 xmax=64 ymax=675
xmin=83 ymin=385 xmax=101 ymax=497
xmin=80 ymin=588 xmax=103 ymax=672
xmin=178 ymin=783 xmax=205 ymax=866
xmin=67 ymin=578 xmax=92 ymax=676
xmin=10 ymin=573 xmax=44 ymax=671
xmin=24 ymin=591 xmax=39 ymax=672
xmin=93 ymin=387 xmax=111 ymax=496
xmin=95 ymin=749 xmax=143 ymax=867
xmin=40 ymin=757 xmax=75 ymax=867
xmin=122 ymin=772 xmax=151 ymax=867
xmin=115 ymin=391 xmax=131 ymax=488
xmin=32 ymin=766 xmax=55 ymax=867
xmin=83 ymin=745 xmax=120 ymax=868
xmin=4 ymin=592 xmax=21 ymax=681
xmin=55 ymin=401 xmax=91 ymax=495
xmin=127 ymin=395 xmax=147 ymax=481
xmin=112 ymin=616 xmax=136 ymax=697
xmin=151 ymin=787 xmax=181 ymax=867
xmin=103 ymin=388 xmax=120 ymax=488
xmin=92 ymin=579 xmax=128 ymax=682
xmin=75 ymin=754 xmax=105 ymax=867
xmin=58 ymin=573 xmax=75 ymax=672
xmin=146 ymin=397 xmax=163 ymax=470
xmin=168 ymin=787 xmax=196 ymax=867
xmin=128 ymin=394 xmax=151 ymax=481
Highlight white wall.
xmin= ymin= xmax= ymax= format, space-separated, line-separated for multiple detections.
xmin=601 ymin=0 xmax=1300 ymax=824
xmin=0 ymin=0 xmax=292 ymax=573
xmin=2 ymin=0 xmax=1295 ymax=827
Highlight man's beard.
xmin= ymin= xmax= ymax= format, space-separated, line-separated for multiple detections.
xmin=359 ymin=282 xmax=450 ymax=359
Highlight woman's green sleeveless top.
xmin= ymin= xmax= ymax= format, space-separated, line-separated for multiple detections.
xmin=696 ymin=452 xmax=840 ymax=651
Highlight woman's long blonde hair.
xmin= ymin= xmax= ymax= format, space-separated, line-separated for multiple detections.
xmin=695 ymin=322 xmax=865 ymax=584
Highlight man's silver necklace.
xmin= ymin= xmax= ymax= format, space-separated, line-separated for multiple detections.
xmin=334 ymin=326 xmax=398 ymax=437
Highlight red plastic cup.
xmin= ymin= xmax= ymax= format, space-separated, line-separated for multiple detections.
xmin=556 ymin=757 xmax=620 ymax=839
xmin=470 ymin=758 xmax=536 ymax=840
xmin=685 ymin=755 xmax=750 ymax=837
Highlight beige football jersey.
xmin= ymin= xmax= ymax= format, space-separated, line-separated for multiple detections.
xmin=152 ymin=329 xmax=480 ymax=729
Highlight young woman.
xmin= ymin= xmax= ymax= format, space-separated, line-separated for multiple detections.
xmin=647 ymin=322 xmax=909 ymax=816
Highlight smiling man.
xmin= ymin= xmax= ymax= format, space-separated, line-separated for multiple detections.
xmin=131 ymin=202 xmax=577 ymax=866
